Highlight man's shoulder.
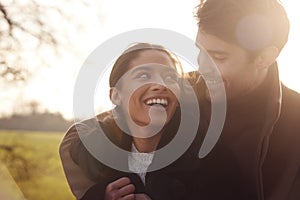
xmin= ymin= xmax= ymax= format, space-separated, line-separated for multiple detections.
xmin=281 ymin=84 xmax=300 ymax=114
xmin=282 ymin=83 xmax=300 ymax=99
xmin=274 ymin=83 xmax=300 ymax=138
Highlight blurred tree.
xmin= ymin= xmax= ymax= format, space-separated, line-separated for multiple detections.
xmin=0 ymin=100 xmax=73 ymax=131
xmin=0 ymin=0 xmax=99 ymax=82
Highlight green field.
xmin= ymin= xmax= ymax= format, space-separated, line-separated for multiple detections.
xmin=0 ymin=130 xmax=75 ymax=200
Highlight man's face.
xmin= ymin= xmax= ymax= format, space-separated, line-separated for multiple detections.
xmin=196 ymin=30 xmax=264 ymax=102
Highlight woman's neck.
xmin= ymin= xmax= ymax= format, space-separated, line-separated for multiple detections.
xmin=126 ymin=121 xmax=165 ymax=153
xmin=132 ymin=130 xmax=163 ymax=153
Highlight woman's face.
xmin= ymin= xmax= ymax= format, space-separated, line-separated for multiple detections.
xmin=111 ymin=50 xmax=180 ymax=131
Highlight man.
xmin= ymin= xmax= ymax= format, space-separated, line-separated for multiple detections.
xmin=60 ymin=0 xmax=300 ymax=199
xmin=192 ymin=0 xmax=300 ymax=199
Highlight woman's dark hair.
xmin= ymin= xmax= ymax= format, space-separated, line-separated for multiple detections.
xmin=109 ymin=42 xmax=183 ymax=88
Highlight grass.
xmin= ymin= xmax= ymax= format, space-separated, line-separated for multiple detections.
xmin=0 ymin=130 xmax=75 ymax=200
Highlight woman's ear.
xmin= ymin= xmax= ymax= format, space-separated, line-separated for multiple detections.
xmin=110 ymin=87 xmax=122 ymax=106
xmin=254 ymin=46 xmax=279 ymax=70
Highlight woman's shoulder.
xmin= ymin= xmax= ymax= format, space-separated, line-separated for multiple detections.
xmin=65 ymin=110 xmax=127 ymax=147
xmin=62 ymin=110 xmax=131 ymax=181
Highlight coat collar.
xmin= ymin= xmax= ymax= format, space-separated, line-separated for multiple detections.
xmin=227 ymin=62 xmax=282 ymax=129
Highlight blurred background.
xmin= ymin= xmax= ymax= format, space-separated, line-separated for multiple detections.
xmin=0 ymin=0 xmax=299 ymax=199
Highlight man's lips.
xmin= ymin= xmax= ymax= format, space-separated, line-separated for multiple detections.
xmin=202 ymin=75 xmax=226 ymax=89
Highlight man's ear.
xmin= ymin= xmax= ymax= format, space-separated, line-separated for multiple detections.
xmin=110 ymin=87 xmax=122 ymax=106
xmin=254 ymin=46 xmax=279 ymax=70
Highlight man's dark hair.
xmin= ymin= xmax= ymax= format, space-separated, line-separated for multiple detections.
xmin=196 ymin=0 xmax=289 ymax=53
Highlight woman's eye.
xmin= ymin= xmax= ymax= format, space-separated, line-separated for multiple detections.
xmin=164 ymin=73 xmax=179 ymax=82
xmin=135 ymin=73 xmax=150 ymax=79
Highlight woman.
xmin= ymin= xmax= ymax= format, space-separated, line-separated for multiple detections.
xmin=69 ymin=43 xmax=186 ymax=200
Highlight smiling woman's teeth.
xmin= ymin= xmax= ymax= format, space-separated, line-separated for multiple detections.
xmin=146 ymin=98 xmax=168 ymax=106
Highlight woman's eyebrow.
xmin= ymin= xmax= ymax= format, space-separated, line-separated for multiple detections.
xmin=163 ymin=67 xmax=177 ymax=73
xmin=129 ymin=65 xmax=152 ymax=75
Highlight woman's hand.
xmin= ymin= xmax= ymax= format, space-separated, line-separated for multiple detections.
xmin=105 ymin=177 xmax=135 ymax=200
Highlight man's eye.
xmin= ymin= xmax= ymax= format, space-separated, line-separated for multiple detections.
xmin=212 ymin=54 xmax=227 ymax=60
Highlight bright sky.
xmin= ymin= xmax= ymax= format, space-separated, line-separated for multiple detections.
xmin=2 ymin=0 xmax=300 ymax=120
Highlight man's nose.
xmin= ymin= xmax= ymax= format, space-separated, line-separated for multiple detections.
xmin=197 ymin=51 xmax=217 ymax=76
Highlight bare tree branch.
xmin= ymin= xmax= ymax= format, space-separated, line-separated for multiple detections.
xmin=0 ymin=0 xmax=94 ymax=82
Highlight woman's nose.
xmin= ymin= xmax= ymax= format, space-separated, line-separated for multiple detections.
xmin=149 ymin=82 xmax=167 ymax=91
xmin=148 ymin=75 xmax=167 ymax=91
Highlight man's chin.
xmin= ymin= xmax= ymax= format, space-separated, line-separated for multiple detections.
xmin=205 ymin=88 xmax=227 ymax=104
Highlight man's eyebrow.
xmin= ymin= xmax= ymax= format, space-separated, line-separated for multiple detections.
xmin=206 ymin=50 xmax=229 ymax=55
xmin=194 ymin=42 xmax=229 ymax=56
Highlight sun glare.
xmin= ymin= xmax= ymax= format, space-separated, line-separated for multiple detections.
xmin=277 ymin=1 xmax=300 ymax=93
xmin=2 ymin=0 xmax=299 ymax=120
